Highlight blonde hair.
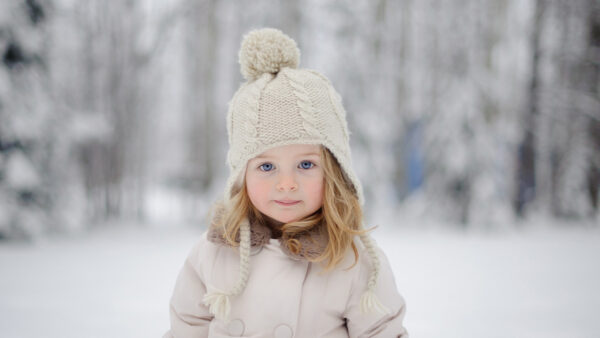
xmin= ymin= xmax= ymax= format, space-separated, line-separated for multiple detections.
xmin=203 ymin=145 xmax=388 ymax=321
xmin=214 ymin=145 xmax=368 ymax=270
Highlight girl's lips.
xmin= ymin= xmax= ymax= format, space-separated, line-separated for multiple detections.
xmin=275 ymin=200 xmax=300 ymax=206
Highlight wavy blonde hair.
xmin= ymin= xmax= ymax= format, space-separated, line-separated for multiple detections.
xmin=212 ymin=145 xmax=369 ymax=270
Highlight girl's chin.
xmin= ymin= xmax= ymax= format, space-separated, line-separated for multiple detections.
xmin=268 ymin=214 xmax=300 ymax=224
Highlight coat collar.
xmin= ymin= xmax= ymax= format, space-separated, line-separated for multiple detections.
xmin=206 ymin=205 xmax=328 ymax=261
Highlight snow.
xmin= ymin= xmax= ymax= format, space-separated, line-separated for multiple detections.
xmin=1 ymin=222 xmax=599 ymax=338
xmin=376 ymin=227 xmax=600 ymax=338
xmin=0 ymin=224 xmax=201 ymax=338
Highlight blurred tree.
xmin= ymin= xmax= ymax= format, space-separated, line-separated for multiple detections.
xmin=583 ymin=0 xmax=600 ymax=218
xmin=514 ymin=0 xmax=544 ymax=218
xmin=0 ymin=0 xmax=53 ymax=239
xmin=531 ymin=0 xmax=598 ymax=219
xmin=181 ymin=0 xmax=219 ymax=195
xmin=2 ymin=0 xmax=598 ymax=238
xmin=49 ymin=1 xmax=182 ymax=223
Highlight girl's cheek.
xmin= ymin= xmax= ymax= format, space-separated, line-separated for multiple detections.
xmin=247 ymin=177 xmax=271 ymax=199
xmin=304 ymin=177 xmax=324 ymax=197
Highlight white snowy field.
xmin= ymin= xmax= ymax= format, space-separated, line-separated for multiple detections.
xmin=1 ymin=222 xmax=599 ymax=338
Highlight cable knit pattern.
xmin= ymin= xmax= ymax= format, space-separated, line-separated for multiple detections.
xmin=305 ymin=69 xmax=350 ymax=142
xmin=284 ymin=70 xmax=322 ymax=139
xmin=246 ymin=75 xmax=272 ymax=143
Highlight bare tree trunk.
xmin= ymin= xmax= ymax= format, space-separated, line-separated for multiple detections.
xmin=514 ymin=0 xmax=545 ymax=217
xmin=183 ymin=0 xmax=219 ymax=200
xmin=67 ymin=1 xmax=174 ymax=223
xmin=391 ymin=0 xmax=412 ymax=197
xmin=585 ymin=0 xmax=600 ymax=217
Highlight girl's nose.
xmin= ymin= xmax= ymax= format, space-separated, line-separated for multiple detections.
xmin=276 ymin=175 xmax=298 ymax=192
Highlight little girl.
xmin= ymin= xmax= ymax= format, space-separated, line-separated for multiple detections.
xmin=165 ymin=28 xmax=408 ymax=338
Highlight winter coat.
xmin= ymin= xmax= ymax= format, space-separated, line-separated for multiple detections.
xmin=164 ymin=215 xmax=408 ymax=338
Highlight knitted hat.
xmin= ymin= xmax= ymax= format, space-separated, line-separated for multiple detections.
xmin=204 ymin=27 xmax=388 ymax=322
xmin=223 ymin=27 xmax=364 ymax=205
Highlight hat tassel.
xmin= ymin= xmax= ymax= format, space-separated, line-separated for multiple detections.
xmin=203 ymin=288 xmax=232 ymax=322
xmin=360 ymin=289 xmax=390 ymax=315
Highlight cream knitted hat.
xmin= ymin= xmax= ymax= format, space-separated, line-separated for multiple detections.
xmin=205 ymin=27 xmax=388 ymax=322
xmin=223 ymin=27 xmax=364 ymax=205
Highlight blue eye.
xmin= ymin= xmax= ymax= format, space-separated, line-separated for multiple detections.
xmin=300 ymin=161 xmax=314 ymax=169
xmin=259 ymin=163 xmax=274 ymax=171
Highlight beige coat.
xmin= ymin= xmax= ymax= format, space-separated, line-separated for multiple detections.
xmin=164 ymin=221 xmax=408 ymax=338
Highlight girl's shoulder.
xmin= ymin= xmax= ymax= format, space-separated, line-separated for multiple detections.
xmin=317 ymin=235 xmax=391 ymax=282
xmin=182 ymin=230 xmax=229 ymax=269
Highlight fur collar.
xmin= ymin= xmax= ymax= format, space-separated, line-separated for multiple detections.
xmin=206 ymin=205 xmax=328 ymax=261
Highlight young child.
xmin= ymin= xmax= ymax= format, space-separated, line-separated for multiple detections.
xmin=165 ymin=28 xmax=408 ymax=338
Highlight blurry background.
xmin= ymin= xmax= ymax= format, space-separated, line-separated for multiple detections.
xmin=0 ymin=0 xmax=599 ymax=337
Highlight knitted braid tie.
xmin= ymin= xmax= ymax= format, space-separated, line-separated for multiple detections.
xmin=358 ymin=233 xmax=390 ymax=315
xmin=203 ymin=221 xmax=251 ymax=322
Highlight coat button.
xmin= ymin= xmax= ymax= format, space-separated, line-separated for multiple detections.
xmin=273 ymin=324 xmax=293 ymax=338
xmin=226 ymin=319 xmax=245 ymax=336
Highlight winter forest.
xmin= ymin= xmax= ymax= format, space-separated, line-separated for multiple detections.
xmin=1 ymin=0 xmax=599 ymax=337
xmin=2 ymin=0 xmax=600 ymax=237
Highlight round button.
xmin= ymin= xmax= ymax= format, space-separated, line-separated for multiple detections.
xmin=226 ymin=318 xmax=245 ymax=336
xmin=273 ymin=324 xmax=293 ymax=338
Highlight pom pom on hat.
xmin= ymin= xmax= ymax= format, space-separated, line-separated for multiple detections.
xmin=238 ymin=28 xmax=300 ymax=81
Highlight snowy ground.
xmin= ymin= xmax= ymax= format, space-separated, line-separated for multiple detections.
xmin=1 ymin=222 xmax=599 ymax=338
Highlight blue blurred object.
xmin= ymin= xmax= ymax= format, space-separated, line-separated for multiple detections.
xmin=406 ymin=121 xmax=424 ymax=192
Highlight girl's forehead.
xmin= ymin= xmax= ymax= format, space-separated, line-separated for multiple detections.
xmin=253 ymin=144 xmax=322 ymax=160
